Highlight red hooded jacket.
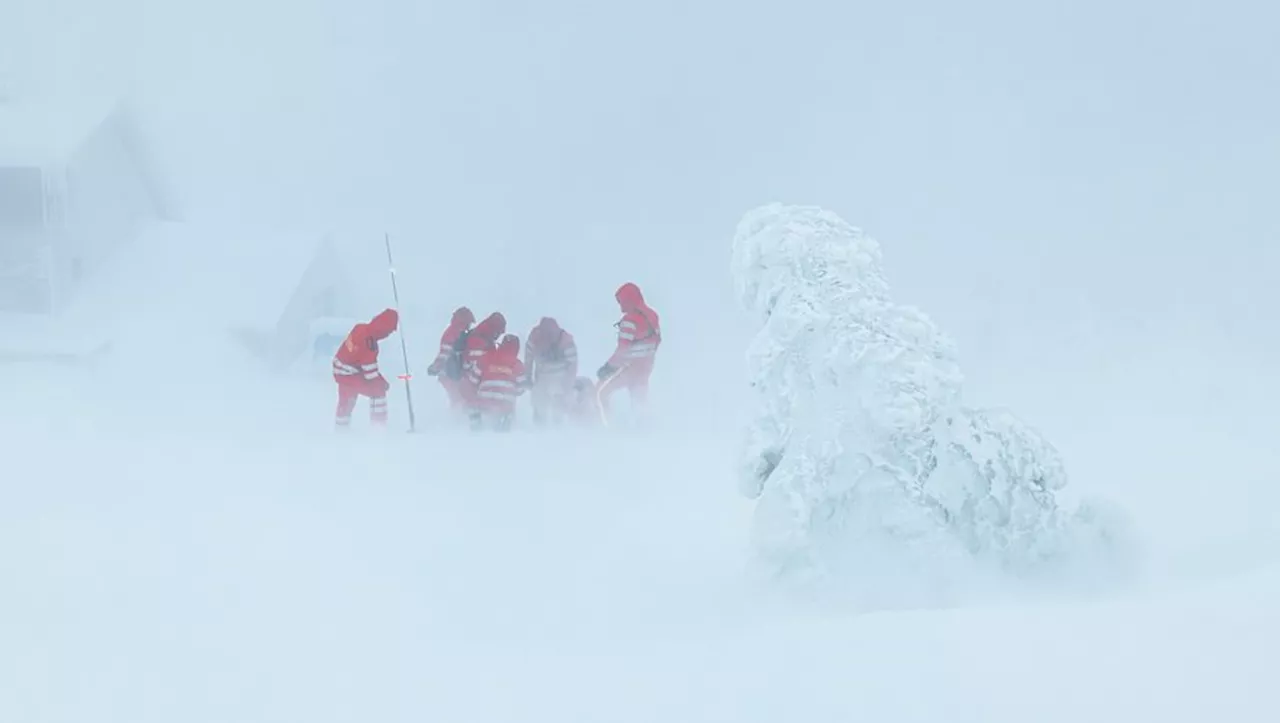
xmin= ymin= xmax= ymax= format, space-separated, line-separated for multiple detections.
xmin=468 ymin=333 xmax=528 ymax=413
xmin=525 ymin=317 xmax=578 ymax=383
xmin=428 ymin=306 xmax=476 ymax=375
xmin=606 ymin=283 xmax=660 ymax=368
xmin=333 ymin=309 xmax=399 ymax=389
xmin=464 ymin=312 xmax=507 ymax=377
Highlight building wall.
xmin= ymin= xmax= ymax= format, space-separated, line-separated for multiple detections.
xmin=57 ymin=115 xmax=153 ymax=305
xmin=269 ymin=237 xmax=354 ymax=371
xmin=0 ymin=166 xmax=52 ymax=313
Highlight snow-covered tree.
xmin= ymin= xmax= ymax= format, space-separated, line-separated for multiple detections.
xmin=731 ymin=203 xmax=1127 ymax=599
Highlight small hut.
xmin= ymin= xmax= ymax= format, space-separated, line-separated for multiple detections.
xmin=0 ymin=97 xmax=168 ymax=314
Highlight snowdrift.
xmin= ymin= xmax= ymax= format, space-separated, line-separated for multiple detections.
xmin=731 ymin=203 xmax=1132 ymax=603
xmin=0 ymin=312 xmax=112 ymax=365
xmin=4 ymin=399 xmax=1272 ymax=723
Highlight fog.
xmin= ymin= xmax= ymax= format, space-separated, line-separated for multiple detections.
xmin=3 ymin=0 xmax=1279 ymax=720
xmin=10 ymin=1 xmax=1279 ymax=368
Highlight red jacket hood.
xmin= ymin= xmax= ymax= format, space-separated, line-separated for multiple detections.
xmin=367 ymin=308 xmax=399 ymax=339
xmin=475 ymin=312 xmax=507 ymax=340
xmin=616 ymin=282 xmax=645 ymax=312
xmin=530 ymin=317 xmax=561 ymax=346
xmin=497 ymin=333 xmax=521 ymax=358
xmin=451 ymin=306 xmax=475 ymax=328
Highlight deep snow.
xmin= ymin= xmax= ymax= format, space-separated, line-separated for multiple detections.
xmin=2 ymin=257 xmax=1279 ymax=722
xmin=2 ymin=406 xmax=1278 ymax=723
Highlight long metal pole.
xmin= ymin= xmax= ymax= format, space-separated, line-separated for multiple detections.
xmin=384 ymin=232 xmax=417 ymax=433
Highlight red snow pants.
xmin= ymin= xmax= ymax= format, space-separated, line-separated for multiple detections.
xmin=335 ymin=376 xmax=388 ymax=428
xmin=597 ymin=358 xmax=654 ymax=420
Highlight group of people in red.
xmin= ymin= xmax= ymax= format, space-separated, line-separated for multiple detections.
xmin=331 ymin=282 xmax=661 ymax=431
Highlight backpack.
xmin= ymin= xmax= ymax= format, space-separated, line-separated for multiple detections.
xmin=444 ymin=328 xmax=471 ymax=380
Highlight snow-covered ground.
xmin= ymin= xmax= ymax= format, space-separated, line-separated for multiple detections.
xmin=5 ymin=1 xmax=1279 ymax=720
xmin=2 ymin=274 xmax=1278 ymax=722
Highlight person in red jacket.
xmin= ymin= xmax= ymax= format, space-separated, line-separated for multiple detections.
xmin=466 ymin=333 xmax=528 ymax=431
xmin=596 ymin=282 xmax=661 ymax=422
xmin=462 ymin=311 xmax=507 ymax=381
xmin=524 ymin=316 xmax=579 ymax=425
xmin=332 ymin=308 xmax=399 ymax=429
xmin=425 ymin=306 xmax=475 ymax=412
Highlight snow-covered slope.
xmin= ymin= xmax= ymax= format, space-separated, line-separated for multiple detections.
xmin=1 ymin=196 xmax=1275 ymax=723
xmin=2 ymin=373 xmax=1277 ymax=722
xmin=1 ymin=214 xmax=1276 ymax=722
xmin=0 ymin=199 xmax=1276 ymax=723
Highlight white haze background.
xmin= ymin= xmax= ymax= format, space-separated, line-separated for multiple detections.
xmin=2 ymin=1 xmax=1278 ymax=721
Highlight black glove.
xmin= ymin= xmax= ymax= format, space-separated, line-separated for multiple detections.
xmin=597 ymin=363 xmax=616 ymax=380
xmin=426 ymin=363 xmax=440 ymax=377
